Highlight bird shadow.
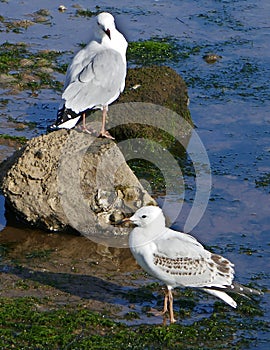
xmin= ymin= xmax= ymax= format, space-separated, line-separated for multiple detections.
xmin=0 ymin=264 xmax=128 ymax=306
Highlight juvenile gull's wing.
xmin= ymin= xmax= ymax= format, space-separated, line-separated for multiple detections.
xmin=150 ymin=231 xmax=235 ymax=289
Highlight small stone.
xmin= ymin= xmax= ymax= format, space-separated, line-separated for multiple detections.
xmin=37 ymin=67 xmax=54 ymax=74
xmin=21 ymin=73 xmax=41 ymax=84
xmin=0 ymin=74 xmax=17 ymax=84
xmin=35 ymin=9 xmax=51 ymax=17
xmin=20 ymin=58 xmax=34 ymax=67
xmin=203 ymin=53 xmax=222 ymax=64
xmin=58 ymin=5 xmax=67 ymax=12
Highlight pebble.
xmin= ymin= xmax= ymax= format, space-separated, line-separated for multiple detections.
xmin=58 ymin=5 xmax=67 ymax=12
xmin=203 ymin=53 xmax=222 ymax=64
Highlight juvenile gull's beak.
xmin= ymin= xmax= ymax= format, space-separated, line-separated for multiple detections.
xmin=115 ymin=217 xmax=132 ymax=225
xmin=112 ymin=214 xmax=137 ymax=228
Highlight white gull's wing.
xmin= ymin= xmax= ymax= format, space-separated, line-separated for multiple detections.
xmin=63 ymin=33 xmax=98 ymax=90
xmin=63 ymin=49 xmax=126 ymax=113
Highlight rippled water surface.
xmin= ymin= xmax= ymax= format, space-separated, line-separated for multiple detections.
xmin=0 ymin=0 xmax=269 ymax=348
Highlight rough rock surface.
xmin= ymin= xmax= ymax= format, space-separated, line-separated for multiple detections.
xmin=0 ymin=129 xmax=155 ymax=242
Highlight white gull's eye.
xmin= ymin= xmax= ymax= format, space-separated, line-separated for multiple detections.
xmin=141 ymin=215 xmax=147 ymax=219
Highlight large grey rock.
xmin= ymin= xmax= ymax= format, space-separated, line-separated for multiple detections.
xmin=0 ymin=128 xmax=155 ymax=245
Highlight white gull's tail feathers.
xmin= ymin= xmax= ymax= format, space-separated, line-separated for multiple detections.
xmin=48 ymin=105 xmax=81 ymax=131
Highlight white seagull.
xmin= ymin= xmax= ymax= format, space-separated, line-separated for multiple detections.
xmin=50 ymin=12 xmax=127 ymax=139
xmin=122 ymin=206 xmax=262 ymax=323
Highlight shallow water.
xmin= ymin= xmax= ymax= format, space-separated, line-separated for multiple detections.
xmin=0 ymin=0 xmax=269 ymax=348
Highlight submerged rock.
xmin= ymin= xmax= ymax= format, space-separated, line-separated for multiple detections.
xmin=118 ymin=66 xmax=191 ymax=122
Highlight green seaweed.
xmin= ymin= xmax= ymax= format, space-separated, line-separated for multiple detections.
xmin=128 ymin=38 xmax=180 ymax=65
xmin=0 ymin=296 xmax=267 ymax=349
xmin=128 ymin=37 xmax=202 ymax=66
xmin=0 ymin=133 xmax=28 ymax=144
xmin=0 ymin=42 xmax=63 ymax=91
xmin=25 ymin=249 xmax=55 ymax=260
xmin=0 ymin=42 xmax=28 ymax=72
xmin=255 ymin=173 xmax=270 ymax=189
xmin=76 ymin=9 xmax=99 ymax=18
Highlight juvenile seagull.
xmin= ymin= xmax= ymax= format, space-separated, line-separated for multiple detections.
xmin=50 ymin=12 xmax=127 ymax=139
xmin=123 ymin=206 xmax=262 ymax=323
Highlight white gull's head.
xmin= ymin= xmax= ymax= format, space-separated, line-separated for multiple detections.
xmin=95 ymin=12 xmax=116 ymax=40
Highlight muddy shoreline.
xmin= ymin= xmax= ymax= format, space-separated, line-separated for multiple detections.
xmin=0 ymin=1 xmax=269 ymax=348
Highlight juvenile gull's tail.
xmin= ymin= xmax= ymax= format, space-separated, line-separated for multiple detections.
xmin=202 ymin=282 xmax=263 ymax=308
xmin=229 ymin=282 xmax=263 ymax=297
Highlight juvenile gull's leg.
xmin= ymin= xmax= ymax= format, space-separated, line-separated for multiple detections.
xmin=149 ymin=288 xmax=169 ymax=318
xmin=150 ymin=288 xmax=169 ymax=324
xmin=162 ymin=288 xmax=169 ymax=314
xmin=168 ymin=288 xmax=176 ymax=324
